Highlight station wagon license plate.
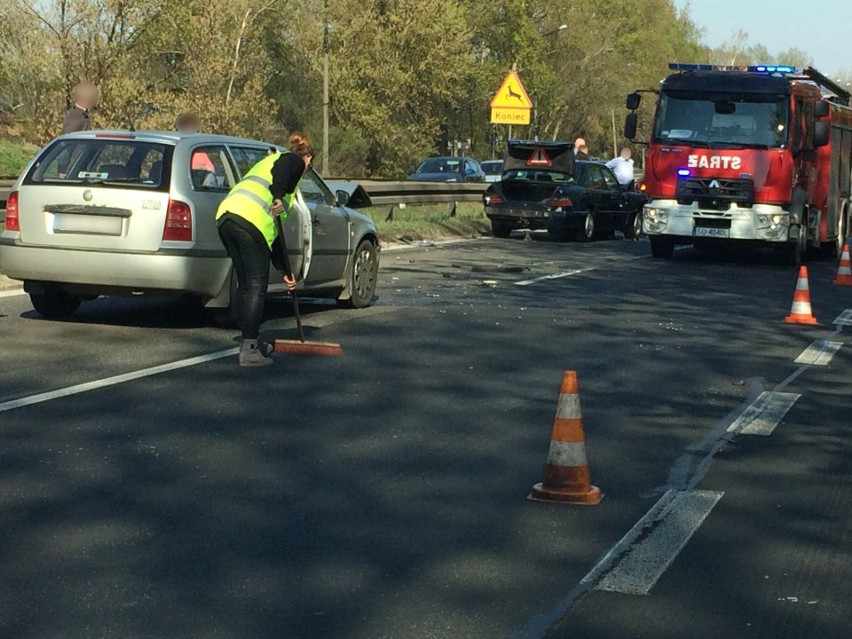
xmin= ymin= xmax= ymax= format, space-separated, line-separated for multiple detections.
xmin=53 ymin=213 xmax=123 ymax=236
xmin=693 ymin=227 xmax=729 ymax=238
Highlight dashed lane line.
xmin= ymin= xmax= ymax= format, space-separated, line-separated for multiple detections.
xmin=513 ymin=309 xmax=852 ymax=637
xmin=0 ymin=304 xmax=399 ymax=414
xmin=0 ymin=348 xmax=240 ymax=413
xmin=595 ymin=489 xmax=724 ymax=595
xmin=726 ymin=391 xmax=801 ymax=436
xmin=794 ymin=340 xmax=842 ymax=366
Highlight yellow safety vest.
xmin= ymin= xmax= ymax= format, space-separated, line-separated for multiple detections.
xmin=216 ymin=151 xmax=299 ymax=249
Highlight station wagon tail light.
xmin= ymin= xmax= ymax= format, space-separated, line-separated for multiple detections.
xmin=484 ymin=195 xmax=504 ymax=205
xmin=163 ymin=199 xmax=192 ymax=241
xmin=5 ymin=191 xmax=19 ymax=232
xmin=547 ymin=197 xmax=573 ymax=208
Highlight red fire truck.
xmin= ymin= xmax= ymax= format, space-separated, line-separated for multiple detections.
xmin=624 ymin=64 xmax=852 ymax=265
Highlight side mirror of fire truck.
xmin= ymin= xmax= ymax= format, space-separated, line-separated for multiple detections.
xmin=814 ymin=100 xmax=830 ymax=119
xmin=813 ymin=121 xmax=830 ymax=148
xmin=624 ymin=112 xmax=639 ymax=140
xmin=626 ymin=92 xmax=642 ymax=111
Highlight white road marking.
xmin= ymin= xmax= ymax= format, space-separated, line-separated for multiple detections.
xmin=515 ymin=267 xmax=597 ymax=286
xmin=595 ymin=489 xmax=724 ymax=595
xmin=727 ymin=391 xmax=801 ymax=436
xmin=794 ymin=340 xmax=842 ymax=366
xmin=833 ymin=309 xmax=852 ymax=327
xmin=0 ymin=348 xmax=239 ymax=413
xmin=0 ymin=288 xmax=25 ymax=298
xmin=515 ymin=253 xmax=650 ymax=286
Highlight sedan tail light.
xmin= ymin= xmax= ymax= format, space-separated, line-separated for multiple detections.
xmin=5 ymin=191 xmax=19 ymax=232
xmin=547 ymin=197 xmax=573 ymax=208
xmin=484 ymin=195 xmax=504 ymax=205
xmin=163 ymin=199 xmax=193 ymax=241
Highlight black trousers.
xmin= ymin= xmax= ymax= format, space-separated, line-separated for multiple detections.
xmin=218 ymin=218 xmax=271 ymax=340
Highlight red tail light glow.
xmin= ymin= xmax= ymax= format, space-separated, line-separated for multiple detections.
xmin=5 ymin=191 xmax=19 ymax=232
xmin=547 ymin=197 xmax=573 ymax=208
xmin=163 ymin=199 xmax=193 ymax=241
xmin=485 ymin=195 xmax=504 ymax=205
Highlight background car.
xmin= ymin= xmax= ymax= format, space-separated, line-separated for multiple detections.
xmin=0 ymin=130 xmax=380 ymax=321
xmin=407 ymin=156 xmax=485 ymax=182
xmin=481 ymin=160 xmax=504 ymax=183
xmin=483 ymin=140 xmax=645 ymax=241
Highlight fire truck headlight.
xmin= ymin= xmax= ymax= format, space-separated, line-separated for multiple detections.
xmin=643 ymin=207 xmax=668 ymax=233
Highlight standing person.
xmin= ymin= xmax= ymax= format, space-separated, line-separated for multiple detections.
xmin=174 ymin=113 xmax=202 ymax=135
xmin=606 ymin=147 xmax=635 ymax=188
xmin=62 ymin=82 xmax=99 ymax=134
xmin=216 ymin=133 xmax=314 ymax=367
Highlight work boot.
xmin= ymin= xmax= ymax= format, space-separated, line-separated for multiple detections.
xmin=258 ymin=340 xmax=275 ymax=357
xmin=239 ymin=339 xmax=273 ymax=367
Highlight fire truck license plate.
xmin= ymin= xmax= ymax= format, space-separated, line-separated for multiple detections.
xmin=693 ymin=227 xmax=729 ymax=238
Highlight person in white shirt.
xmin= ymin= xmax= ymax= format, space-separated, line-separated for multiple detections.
xmin=606 ymin=147 xmax=634 ymax=187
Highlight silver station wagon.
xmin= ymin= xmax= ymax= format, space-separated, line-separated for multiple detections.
xmin=0 ymin=131 xmax=380 ymax=320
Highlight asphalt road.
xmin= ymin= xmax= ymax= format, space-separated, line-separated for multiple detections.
xmin=1 ymin=233 xmax=850 ymax=639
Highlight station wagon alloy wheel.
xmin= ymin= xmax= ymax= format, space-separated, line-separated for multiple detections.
xmin=579 ymin=212 xmax=595 ymax=242
xmin=346 ymin=240 xmax=378 ymax=308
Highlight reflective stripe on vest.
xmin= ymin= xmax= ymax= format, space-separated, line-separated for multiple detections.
xmin=216 ymin=152 xmax=299 ymax=249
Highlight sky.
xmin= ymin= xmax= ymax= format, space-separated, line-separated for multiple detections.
xmin=672 ymin=0 xmax=851 ymax=78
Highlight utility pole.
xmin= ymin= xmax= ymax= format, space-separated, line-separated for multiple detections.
xmin=322 ymin=22 xmax=330 ymax=176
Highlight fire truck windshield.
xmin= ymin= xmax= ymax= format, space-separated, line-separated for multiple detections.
xmin=654 ymin=91 xmax=789 ymax=149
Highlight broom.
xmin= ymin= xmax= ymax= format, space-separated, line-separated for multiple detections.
xmin=272 ymin=213 xmax=343 ymax=357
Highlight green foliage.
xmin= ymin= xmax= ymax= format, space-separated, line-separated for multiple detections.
xmin=0 ymin=0 xmax=755 ymax=176
xmin=0 ymin=139 xmax=36 ymax=178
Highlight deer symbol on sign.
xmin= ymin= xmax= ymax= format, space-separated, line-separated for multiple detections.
xmin=507 ymin=85 xmax=524 ymax=102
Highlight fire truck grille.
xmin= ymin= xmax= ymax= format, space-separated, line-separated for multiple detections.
xmin=676 ymin=178 xmax=754 ymax=209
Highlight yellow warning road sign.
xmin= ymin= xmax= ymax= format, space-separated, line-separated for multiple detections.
xmin=490 ymin=71 xmax=533 ymax=109
xmin=490 ymin=70 xmax=532 ymax=125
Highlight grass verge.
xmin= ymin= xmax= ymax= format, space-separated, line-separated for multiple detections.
xmin=360 ymin=202 xmax=490 ymax=244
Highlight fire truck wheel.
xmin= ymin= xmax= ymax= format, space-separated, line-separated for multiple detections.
xmin=650 ymin=236 xmax=675 ymax=259
xmin=776 ymin=229 xmax=806 ymax=267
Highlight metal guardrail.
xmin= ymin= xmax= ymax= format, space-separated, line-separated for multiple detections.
xmin=0 ymin=179 xmax=489 ymax=224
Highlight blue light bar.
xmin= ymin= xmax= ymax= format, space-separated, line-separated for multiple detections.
xmin=748 ymin=64 xmax=797 ymax=74
xmin=677 ymin=168 xmax=691 ymax=177
xmin=669 ymin=62 xmax=798 ymax=75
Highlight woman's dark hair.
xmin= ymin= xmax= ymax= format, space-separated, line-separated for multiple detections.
xmin=287 ymin=132 xmax=314 ymax=157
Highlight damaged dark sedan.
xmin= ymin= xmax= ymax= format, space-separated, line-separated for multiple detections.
xmin=483 ymin=140 xmax=645 ymax=241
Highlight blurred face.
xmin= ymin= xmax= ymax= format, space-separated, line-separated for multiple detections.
xmin=621 ymin=148 xmax=632 ymax=160
xmin=574 ymin=137 xmax=586 ymax=150
xmin=302 ymin=154 xmax=314 ymax=171
xmin=79 ymin=86 xmax=99 ymax=109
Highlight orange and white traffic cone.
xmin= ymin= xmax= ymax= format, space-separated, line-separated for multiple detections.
xmin=529 ymin=371 xmax=602 ymax=505
xmin=833 ymin=243 xmax=852 ymax=286
xmin=785 ymin=265 xmax=818 ymax=325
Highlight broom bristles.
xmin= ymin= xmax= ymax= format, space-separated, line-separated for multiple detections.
xmin=273 ymin=339 xmax=343 ymax=357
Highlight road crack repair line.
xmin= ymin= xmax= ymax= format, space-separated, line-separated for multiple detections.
xmin=511 ymin=309 xmax=851 ymax=639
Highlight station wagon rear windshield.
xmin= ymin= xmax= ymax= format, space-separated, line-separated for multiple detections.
xmin=26 ymin=137 xmax=173 ymax=192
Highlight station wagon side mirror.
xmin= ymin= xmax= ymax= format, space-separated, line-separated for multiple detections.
xmin=335 ymin=189 xmax=350 ymax=207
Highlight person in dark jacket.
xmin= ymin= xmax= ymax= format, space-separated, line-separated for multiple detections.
xmin=62 ymin=82 xmax=99 ymax=134
xmin=215 ymin=133 xmax=314 ymax=367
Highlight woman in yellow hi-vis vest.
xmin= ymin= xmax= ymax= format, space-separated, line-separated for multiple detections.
xmin=216 ymin=133 xmax=314 ymax=367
